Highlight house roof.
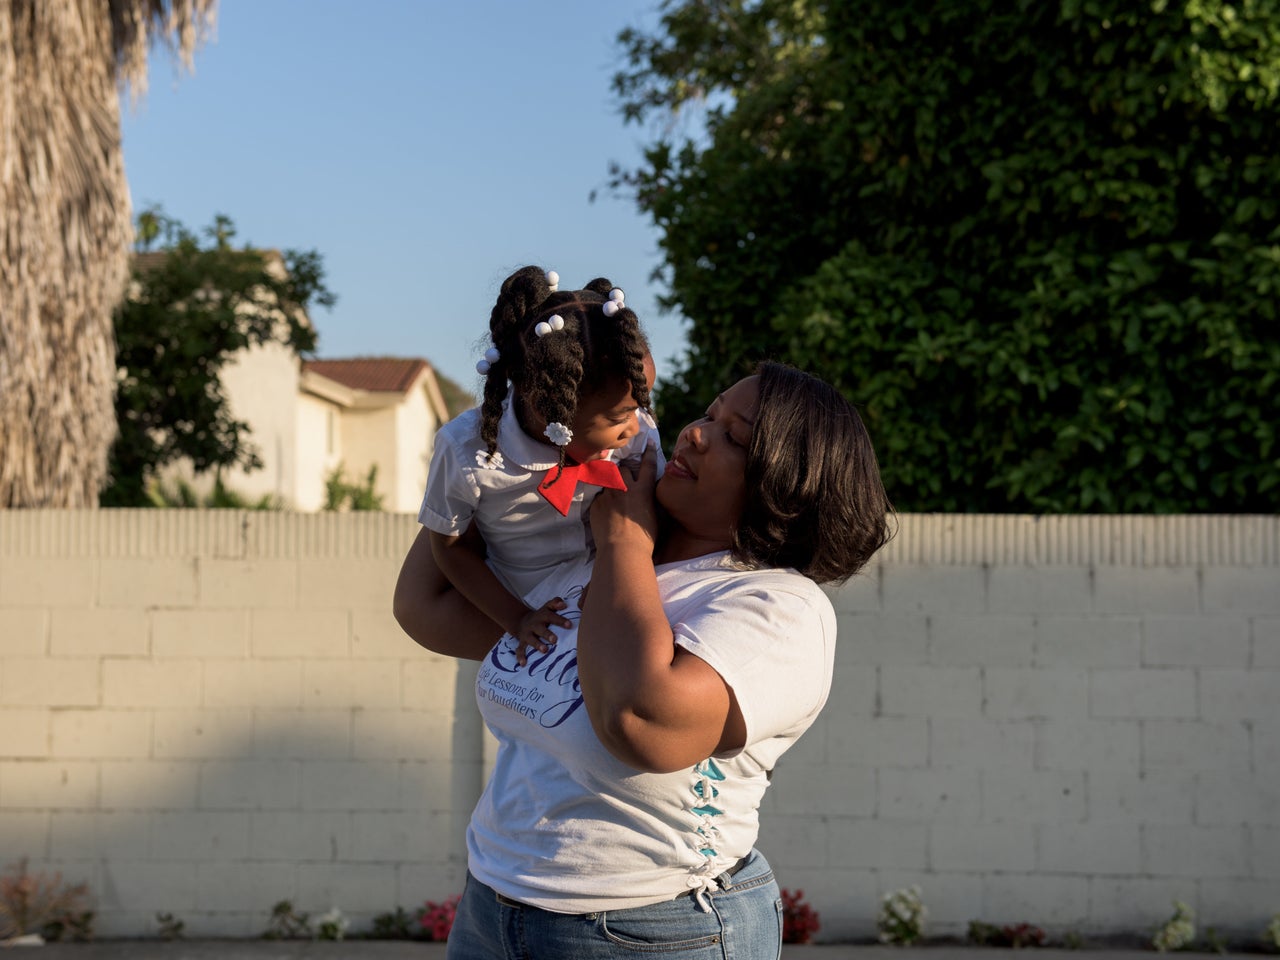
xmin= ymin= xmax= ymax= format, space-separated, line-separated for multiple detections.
xmin=301 ymin=357 xmax=451 ymax=425
xmin=302 ymin=357 xmax=431 ymax=395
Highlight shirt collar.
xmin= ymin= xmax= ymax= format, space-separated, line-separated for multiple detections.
xmin=655 ymin=550 xmax=735 ymax=575
xmin=497 ymin=398 xmax=561 ymax=471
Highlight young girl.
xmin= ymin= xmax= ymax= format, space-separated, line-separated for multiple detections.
xmin=418 ymin=265 xmax=663 ymax=654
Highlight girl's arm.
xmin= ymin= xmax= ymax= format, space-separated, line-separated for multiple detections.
xmin=429 ymin=529 xmax=528 ymax=639
xmin=428 ymin=529 xmax=572 ymax=659
xmin=393 ymin=528 xmax=502 ymax=661
xmin=394 ymin=526 xmax=572 ymax=662
xmin=576 ymin=447 xmax=746 ymax=773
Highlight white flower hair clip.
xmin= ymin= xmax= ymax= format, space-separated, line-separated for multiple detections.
xmin=543 ymin=422 xmax=573 ymax=447
xmin=535 ymin=314 xmax=566 ymax=338
xmin=475 ymin=346 xmax=500 ymax=375
xmin=602 ymin=287 xmax=625 ymax=317
xmin=545 ymin=270 xmax=559 ymax=292
xmin=475 ymin=448 xmax=505 ymax=469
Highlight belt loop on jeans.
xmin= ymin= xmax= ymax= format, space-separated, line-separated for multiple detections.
xmin=495 ymin=890 xmax=524 ymax=908
xmin=715 ymin=853 xmax=752 ymax=890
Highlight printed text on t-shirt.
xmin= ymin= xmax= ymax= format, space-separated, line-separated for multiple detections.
xmin=478 ymin=583 xmax=585 ymax=728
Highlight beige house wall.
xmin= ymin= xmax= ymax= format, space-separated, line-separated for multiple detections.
xmin=155 ymin=340 xmax=303 ymax=506
xmin=336 ymin=408 xmax=398 ymax=510
xmin=392 ymin=384 xmax=437 ymax=514
xmin=219 ymin=340 xmax=302 ymax=503
xmin=1 ymin=512 xmax=1276 ymax=941
xmin=294 ymin=394 xmax=342 ymax=511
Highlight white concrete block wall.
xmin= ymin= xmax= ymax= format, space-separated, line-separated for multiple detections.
xmin=760 ymin=514 xmax=1280 ymax=941
xmin=1 ymin=512 xmax=1277 ymax=941
xmin=0 ymin=511 xmax=471 ymax=938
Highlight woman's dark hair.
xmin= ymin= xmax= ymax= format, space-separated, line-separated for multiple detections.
xmin=478 ymin=266 xmax=651 ymax=477
xmin=732 ymin=362 xmax=893 ymax=585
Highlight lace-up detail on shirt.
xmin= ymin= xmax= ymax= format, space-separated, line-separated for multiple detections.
xmin=684 ymin=758 xmax=729 ymax=910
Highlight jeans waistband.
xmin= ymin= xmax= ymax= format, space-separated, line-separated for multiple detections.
xmin=721 ymin=853 xmax=752 ymax=881
xmin=491 ymin=853 xmax=756 ymax=910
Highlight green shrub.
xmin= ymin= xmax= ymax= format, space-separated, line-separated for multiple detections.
xmin=323 ymin=462 xmax=385 ymax=512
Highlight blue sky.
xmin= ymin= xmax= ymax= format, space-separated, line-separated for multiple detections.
xmin=120 ymin=0 xmax=686 ymax=393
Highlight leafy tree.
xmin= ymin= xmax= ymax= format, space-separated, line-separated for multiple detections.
xmin=614 ymin=0 xmax=1280 ymax=511
xmin=101 ymin=209 xmax=334 ymax=506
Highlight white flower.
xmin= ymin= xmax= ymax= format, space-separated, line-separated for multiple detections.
xmin=544 ymin=422 xmax=573 ymax=447
xmin=475 ymin=448 xmax=504 ymax=469
xmin=1153 ymin=901 xmax=1195 ymax=953
xmin=877 ymin=886 xmax=925 ymax=945
xmin=316 ymin=907 xmax=348 ymax=941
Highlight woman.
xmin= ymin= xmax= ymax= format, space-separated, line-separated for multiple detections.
xmin=394 ymin=362 xmax=891 ymax=959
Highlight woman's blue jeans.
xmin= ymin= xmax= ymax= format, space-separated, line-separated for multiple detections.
xmin=445 ymin=848 xmax=783 ymax=959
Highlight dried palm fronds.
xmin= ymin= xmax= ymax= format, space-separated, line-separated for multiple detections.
xmin=0 ymin=0 xmax=216 ymax=507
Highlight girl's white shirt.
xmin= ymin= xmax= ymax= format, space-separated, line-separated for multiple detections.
xmin=418 ymin=400 xmax=663 ymax=602
xmin=465 ymin=550 xmax=837 ymax=913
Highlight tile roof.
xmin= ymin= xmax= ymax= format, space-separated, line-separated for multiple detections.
xmin=302 ymin=357 xmax=431 ymax=394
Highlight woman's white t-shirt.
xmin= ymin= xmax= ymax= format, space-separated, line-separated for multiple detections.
xmin=465 ymin=550 xmax=837 ymax=913
xmin=418 ymin=400 xmax=662 ymax=602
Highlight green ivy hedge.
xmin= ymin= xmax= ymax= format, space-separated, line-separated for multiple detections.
xmin=621 ymin=0 xmax=1280 ymax=511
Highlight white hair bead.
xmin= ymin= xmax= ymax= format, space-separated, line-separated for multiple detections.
xmin=550 ymin=315 xmax=565 ymax=331
xmin=545 ymin=270 xmax=560 ymax=292
xmin=535 ymin=321 xmax=552 ymax=337
xmin=484 ymin=347 xmax=500 ymax=363
xmin=476 ymin=359 xmax=491 ymax=375
xmin=608 ymin=287 xmax=624 ymax=302
xmin=602 ymin=300 xmax=620 ymax=317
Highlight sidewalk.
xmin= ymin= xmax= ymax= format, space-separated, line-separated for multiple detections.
xmin=24 ymin=940 xmax=1224 ymax=959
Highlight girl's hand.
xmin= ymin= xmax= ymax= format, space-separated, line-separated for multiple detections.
xmin=511 ymin=597 xmax=572 ymax=666
xmin=590 ymin=441 xmax=660 ymax=553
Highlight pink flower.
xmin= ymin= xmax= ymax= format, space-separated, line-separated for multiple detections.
xmin=418 ymin=895 xmax=460 ymax=942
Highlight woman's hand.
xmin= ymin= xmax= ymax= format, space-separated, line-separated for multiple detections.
xmin=590 ymin=441 xmax=660 ymax=553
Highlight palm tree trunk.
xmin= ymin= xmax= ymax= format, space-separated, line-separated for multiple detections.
xmin=0 ymin=0 xmax=215 ymax=507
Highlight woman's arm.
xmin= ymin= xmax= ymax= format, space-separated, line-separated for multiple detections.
xmin=393 ymin=527 xmax=504 ymax=661
xmin=577 ymin=447 xmax=746 ymax=773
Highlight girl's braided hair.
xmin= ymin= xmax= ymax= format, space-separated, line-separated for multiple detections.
xmin=479 ymin=266 xmax=651 ymax=480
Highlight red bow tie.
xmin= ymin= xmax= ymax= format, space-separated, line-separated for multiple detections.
xmin=538 ymin=459 xmax=626 ymax=516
